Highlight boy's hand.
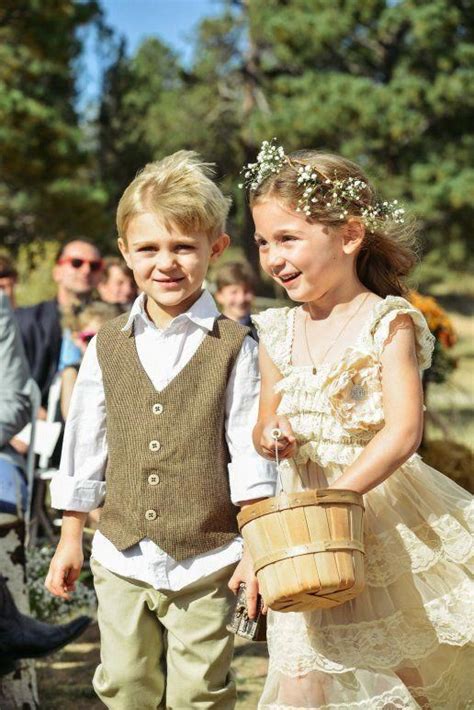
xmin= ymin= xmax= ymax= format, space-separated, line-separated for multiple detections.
xmin=45 ymin=541 xmax=84 ymax=600
xmin=260 ymin=416 xmax=297 ymax=460
xmin=228 ymin=547 xmax=260 ymax=619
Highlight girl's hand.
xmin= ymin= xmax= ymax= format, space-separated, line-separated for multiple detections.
xmin=259 ymin=416 xmax=297 ymax=460
xmin=45 ymin=541 xmax=84 ymax=600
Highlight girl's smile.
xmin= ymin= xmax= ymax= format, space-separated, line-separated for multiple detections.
xmin=275 ymin=271 xmax=302 ymax=286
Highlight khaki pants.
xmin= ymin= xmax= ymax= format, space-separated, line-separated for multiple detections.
xmin=91 ymin=558 xmax=237 ymax=709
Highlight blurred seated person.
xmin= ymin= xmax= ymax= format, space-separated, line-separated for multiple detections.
xmin=15 ymin=239 xmax=104 ymax=410
xmin=214 ymin=260 xmax=258 ymax=340
xmin=60 ymin=301 xmax=121 ymax=420
xmin=0 ymin=292 xmax=91 ymax=677
xmin=0 ymin=292 xmax=31 ymax=524
xmin=0 ymin=254 xmax=18 ymax=309
xmin=97 ymin=256 xmax=137 ymax=311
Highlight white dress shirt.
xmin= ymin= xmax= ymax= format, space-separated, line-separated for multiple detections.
xmin=51 ymin=290 xmax=276 ymax=591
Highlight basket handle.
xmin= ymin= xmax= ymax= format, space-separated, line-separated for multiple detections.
xmin=271 ymin=428 xmax=284 ymax=493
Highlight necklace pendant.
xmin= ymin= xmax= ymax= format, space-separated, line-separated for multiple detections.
xmin=312 ymin=366 xmax=317 ymax=375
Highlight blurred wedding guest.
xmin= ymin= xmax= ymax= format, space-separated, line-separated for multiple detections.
xmin=97 ymin=256 xmax=137 ymax=310
xmin=0 ymin=292 xmax=91 ymax=680
xmin=15 ymin=239 xmax=103 ymax=408
xmin=60 ymin=301 xmax=121 ymax=421
xmin=0 ymin=291 xmax=31 ymax=523
xmin=0 ymin=254 xmax=18 ymax=309
xmin=214 ymin=260 xmax=258 ymax=339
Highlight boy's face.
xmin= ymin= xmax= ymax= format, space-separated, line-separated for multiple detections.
xmin=215 ymin=283 xmax=255 ymax=322
xmin=118 ymin=212 xmax=229 ymax=321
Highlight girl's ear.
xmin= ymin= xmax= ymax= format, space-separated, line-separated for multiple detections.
xmin=342 ymin=218 xmax=365 ymax=255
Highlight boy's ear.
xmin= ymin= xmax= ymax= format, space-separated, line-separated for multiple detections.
xmin=118 ymin=237 xmax=132 ymax=269
xmin=342 ymin=218 xmax=365 ymax=255
xmin=210 ymin=233 xmax=230 ymax=262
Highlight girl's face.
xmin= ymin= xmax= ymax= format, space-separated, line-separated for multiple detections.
xmin=252 ymin=198 xmax=351 ymax=303
xmin=73 ymin=317 xmax=103 ymax=354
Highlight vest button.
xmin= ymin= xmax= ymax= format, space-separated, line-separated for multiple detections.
xmin=152 ymin=403 xmax=164 ymax=415
xmin=145 ymin=509 xmax=157 ymax=521
xmin=148 ymin=473 xmax=160 ymax=485
xmin=149 ymin=440 xmax=161 ymax=452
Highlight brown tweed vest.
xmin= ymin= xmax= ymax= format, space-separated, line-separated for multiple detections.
xmin=95 ymin=313 xmax=249 ymax=561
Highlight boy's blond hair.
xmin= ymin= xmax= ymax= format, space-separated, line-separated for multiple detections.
xmin=117 ymin=150 xmax=231 ymax=242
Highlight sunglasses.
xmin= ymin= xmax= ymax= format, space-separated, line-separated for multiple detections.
xmin=57 ymin=257 xmax=103 ymax=272
xmin=77 ymin=330 xmax=97 ymax=344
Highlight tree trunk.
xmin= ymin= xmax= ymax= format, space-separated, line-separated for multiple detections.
xmin=0 ymin=520 xmax=39 ymax=709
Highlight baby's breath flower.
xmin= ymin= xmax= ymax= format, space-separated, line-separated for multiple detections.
xmin=240 ymin=139 xmax=408 ymax=230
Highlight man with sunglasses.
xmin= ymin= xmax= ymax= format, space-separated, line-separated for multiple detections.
xmin=15 ymin=239 xmax=104 ymax=408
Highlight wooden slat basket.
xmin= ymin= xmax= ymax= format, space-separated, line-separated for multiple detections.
xmin=237 ymin=489 xmax=365 ymax=612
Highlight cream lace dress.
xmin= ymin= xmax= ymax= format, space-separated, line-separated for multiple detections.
xmin=252 ymin=296 xmax=473 ymax=710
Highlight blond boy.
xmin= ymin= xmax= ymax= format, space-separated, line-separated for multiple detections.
xmin=45 ymin=152 xmax=275 ymax=709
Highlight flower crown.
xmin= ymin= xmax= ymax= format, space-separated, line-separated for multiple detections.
xmin=239 ymin=139 xmax=405 ymax=232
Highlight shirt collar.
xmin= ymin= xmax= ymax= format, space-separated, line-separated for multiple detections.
xmin=121 ymin=289 xmax=219 ymax=334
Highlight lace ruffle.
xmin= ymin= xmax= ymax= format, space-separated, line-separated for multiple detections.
xmin=275 ymin=362 xmax=385 ymax=436
xmin=291 ymin=440 xmax=367 ymax=468
xmin=370 ymin=296 xmax=435 ymax=371
xmin=259 ymin=685 xmax=416 ymax=710
xmin=267 ymin=579 xmax=473 ymax=676
xmin=366 ymin=510 xmax=474 ymax=586
xmin=261 ymin=651 xmax=473 ymax=709
xmin=252 ymin=307 xmax=293 ymax=375
xmin=255 ymin=298 xmax=434 ymax=450
xmin=278 ymin=440 xmax=419 ymax=469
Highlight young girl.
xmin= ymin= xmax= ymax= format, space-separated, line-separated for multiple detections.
xmin=242 ymin=142 xmax=473 ymax=709
xmin=60 ymin=301 xmax=121 ymax=419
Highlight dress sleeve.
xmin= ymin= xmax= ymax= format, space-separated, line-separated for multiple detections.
xmin=251 ymin=307 xmax=292 ymax=375
xmin=371 ymin=296 xmax=435 ymax=371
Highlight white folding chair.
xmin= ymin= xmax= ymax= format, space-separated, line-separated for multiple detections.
xmin=27 ymin=374 xmax=63 ymax=546
xmin=23 ymin=378 xmax=40 ymax=543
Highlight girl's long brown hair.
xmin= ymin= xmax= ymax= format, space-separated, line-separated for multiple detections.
xmin=249 ymin=150 xmax=418 ymax=297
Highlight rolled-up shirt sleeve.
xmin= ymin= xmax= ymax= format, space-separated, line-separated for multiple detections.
xmin=50 ymin=336 xmax=107 ymax=512
xmin=225 ymin=335 xmax=277 ymax=505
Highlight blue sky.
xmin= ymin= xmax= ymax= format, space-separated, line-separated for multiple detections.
xmin=79 ymin=0 xmax=221 ymax=110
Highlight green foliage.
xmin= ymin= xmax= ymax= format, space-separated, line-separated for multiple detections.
xmin=424 ymin=339 xmax=457 ymax=384
xmin=0 ymin=0 xmax=108 ymax=251
xmin=97 ymin=0 xmax=473 ymax=274
xmin=243 ymin=0 xmax=474 ymax=264
xmin=14 ymin=241 xmax=59 ymax=305
xmin=2 ymin=0 xmax=473 ymax=276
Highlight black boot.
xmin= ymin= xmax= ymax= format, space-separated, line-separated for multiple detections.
xmin=0 ymin=576 xmax=92 ymax=674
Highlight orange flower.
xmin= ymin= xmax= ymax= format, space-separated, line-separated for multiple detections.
xmin=408 ymin=291 xmax=457 ymax=348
